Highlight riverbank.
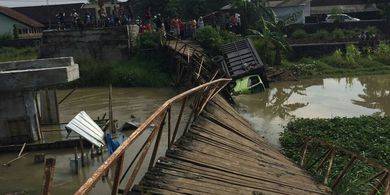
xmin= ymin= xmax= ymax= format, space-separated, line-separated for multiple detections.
xmin=273 ymin=43 xmax=390 ymax=81
xmin=280 ymin=116 xmax=389 ymax=194
xmin=0 ymin=47 xmax=173 ymax=87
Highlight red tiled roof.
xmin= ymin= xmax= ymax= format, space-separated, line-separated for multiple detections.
xmin=0 ymin=6 xmax=44 ymax=28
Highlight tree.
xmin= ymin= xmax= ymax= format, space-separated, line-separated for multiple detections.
xmin=249 ymin=11 xmax=290 ymax=66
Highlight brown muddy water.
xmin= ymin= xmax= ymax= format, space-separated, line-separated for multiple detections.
xmin=0 ymin=87 xmax=189 ymax=195
xmin=235 ymin=74 xmax=390 ymax=147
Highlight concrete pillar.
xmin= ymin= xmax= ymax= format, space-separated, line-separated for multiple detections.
xmin=39 ymin=89 xmax=60 ymax=125
xmin=0 ymin=91 xmax=40 ymax=145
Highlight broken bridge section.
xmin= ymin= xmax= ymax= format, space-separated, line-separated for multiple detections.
xmin=0 ymin=57 xmax=79 ymax=145
xmin=139 ymin=95 xmax=330 ymax=194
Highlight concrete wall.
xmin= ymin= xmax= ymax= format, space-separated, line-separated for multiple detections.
xmin=0 ymin=13 xmax=28 ymax=35
xmin=0 ymin=91 xmax=39 ymax=145
xmin=273 ymin=5 xmax=306 ymax=24
xmin=40 ymin=25 xmax=139 ymax=60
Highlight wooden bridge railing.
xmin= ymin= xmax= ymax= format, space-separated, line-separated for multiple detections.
xmin=75 ymin=78 xmax=231 ymax=195
xmin=161 ymin=34 xmax=221 ymax=84
xmin=296 ymin=134 xmax=389 ymax=194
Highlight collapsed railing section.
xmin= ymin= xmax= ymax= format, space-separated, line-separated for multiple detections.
xmin=161 ymin=34 xmax=222 ymax=85
xmin=75 ymin=78 xmax=231 ymax=195
xmin=296 ymin=134 xmax=389 ymax=194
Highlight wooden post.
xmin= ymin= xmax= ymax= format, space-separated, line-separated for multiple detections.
xmin=171 ymin=97 xmax=187 ymax=145
xmin=42 ymin=158 xmax=56 ymax=195
xmin=111 ymin=155 xmax=125 ymax=195
xmin=79 ymin=138 xmax=85 ymax=167
xmin=332 ymin=156 xmax=357 ymax=190
xmin=323 ymin=150 xmax=335 ymax=185
xmin=369 ymin=172 xmax=389 ymax=195
xmin=74 ymin=147 xmax=79 ymax=174
xmin=123 ymin=125 xmax=160 ymax=194
xmin=109 ymin=84 xmax=115 ymax=133
xmin=300 ymin=141 xmax=310 ymax=166
xmin=167 ymin=107 xmax=172 ymax=149
xmin=148 ymin=114 xmax=166 ymax=170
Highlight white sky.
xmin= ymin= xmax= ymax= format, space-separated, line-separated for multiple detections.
xmin=0 ymin=0 xmax=87 ymax=7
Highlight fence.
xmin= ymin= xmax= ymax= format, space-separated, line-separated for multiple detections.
xmin=75 ymin=78 xmax=231 ymax=195
xmin=296 ymin=134 xmax=389 ymax=194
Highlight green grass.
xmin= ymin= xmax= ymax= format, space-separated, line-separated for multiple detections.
xmin=75 ymin=53 xmax=172 ymax=87
xmin=281 ymin=44 xmax=390 ymax=79
xmin=280 ymin=116 xmax=390 ymax=194
xmin=0 ymin=47 xmax=172 ymax=87
xmin=0 ymin=47 xmax=38 ymax=62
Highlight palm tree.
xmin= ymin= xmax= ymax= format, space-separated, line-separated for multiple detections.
xmin=249 ymin=11 xmax=290 ymax=66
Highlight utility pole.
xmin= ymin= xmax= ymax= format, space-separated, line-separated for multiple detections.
xmin=47 ymin=0 xmax=51 ymax=29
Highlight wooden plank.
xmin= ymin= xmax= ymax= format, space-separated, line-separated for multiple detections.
xmin=42 ymin=158 xmax=56 ymax=195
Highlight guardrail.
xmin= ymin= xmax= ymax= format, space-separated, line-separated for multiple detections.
xmin=295 ymin=134 xmax=389 ymax=194
xmin=161 ymin=34 xmax=221 ymax=84
xmin=75 ymin=78 xmax=231 ymax=195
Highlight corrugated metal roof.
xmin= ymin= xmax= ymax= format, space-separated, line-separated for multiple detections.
xmin=0 ymin=6 xmax=44 ymax=28
xmin=66 ymin=111 xmax=105 ymax=147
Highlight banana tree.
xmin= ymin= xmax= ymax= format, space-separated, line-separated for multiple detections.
xmin=249 ymin=11 xmax=290 ymax=66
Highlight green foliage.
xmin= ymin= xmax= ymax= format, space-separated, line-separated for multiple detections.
xmin=332 ymin=28 xmax=346 ymax=40
xmin=0 ymin=47 xmax=38 ymax=62
xmin=312 ymin=29 xmax=330 ymax=40
xmin=374 ymin=43 xmax=390 ymax=65
xmin=289 ymin=27 xmax=380 ymax=42
xmin=280 ymin=116 xmax=390 ymax=194
xmin=139 ymin=31 xmax=161 ymax=49
xmin=291 ymin=29 xmax=307 ymax=39
xmin=281 ymin=43 xmax=390 ymax=79
xmin=76 ymin=53 xmax=171 ymax=87
xmin=345 ymin=44 xmax=361 ymax=65
xmin=195 ymin=26 xmax=240 ymax=55
xmin=0 ymin=33 xmax=13 ymax=40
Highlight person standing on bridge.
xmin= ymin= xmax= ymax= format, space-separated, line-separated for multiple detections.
xmin=190 ymin=19 xmax=197 ymax=38
xmin=198 ymin=17 xmax=204 ymax=29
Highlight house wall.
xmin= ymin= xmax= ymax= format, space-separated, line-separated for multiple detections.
xmin=0 ymin=13 xmax=28 ymax=35
xmin=273 ymin=5 xmax=306 ymax=24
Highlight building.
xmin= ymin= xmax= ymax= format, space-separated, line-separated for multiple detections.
xmin=0 ymin=6 xmax=44 ymax=39
xmin=267 ymin=0 xmax=311 ymax=24
xmin=13 ymin=3 xmax=91 ymax=29
xmin=309 ymin=0 xmax=381 ymax=22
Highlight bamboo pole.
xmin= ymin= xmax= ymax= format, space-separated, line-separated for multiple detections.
xmin=42 ymin=158 xmax=56 ymax=195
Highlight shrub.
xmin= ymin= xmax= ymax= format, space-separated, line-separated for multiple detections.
xmin=291 ymin=29 xmax=307 ymax=39
xmin=195 ymin=26 xmax=240 ymax=55
xmin=280 ymin=116 xmax=390 ymax=194
xmin=365 ymin=26 xmax=379 ymax=36
xmin=374 ymin=42 xmax=390 ymax=65
xmin=312 ymin=30 xmax=330 ymax=40
xmin=345 ymin=44 xmax=360 ymax=65
xmin=0 ymin=47 xmax=38 ymax=62
xmin=0 ymin=33 xmax=13 ymax=40
xmin=76 ymin=54 xmax=171 ymax=87
xmin=139 ymin=31 xmax=161 ymax=49
xmin=195 ymin=26 xmax=222 ymax=50
xmin=332 ymin=29 xmax=346 ymax=40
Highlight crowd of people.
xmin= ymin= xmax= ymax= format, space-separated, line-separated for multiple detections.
xmin=53 ymin=5 xmax=242 ymax=40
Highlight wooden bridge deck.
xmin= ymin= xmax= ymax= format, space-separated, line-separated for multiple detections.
xmin=138 ymin=95 xmax=330 ymax=194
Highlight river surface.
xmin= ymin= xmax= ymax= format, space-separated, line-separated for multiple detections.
xmin=234 ymin=74 xmax=390 ymax=147
xmin=0 ymin=87 xmax=180 ymax=195
xmin=1 ymin=75 xmax=389 ymax=194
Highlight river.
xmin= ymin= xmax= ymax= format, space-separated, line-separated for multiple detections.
xmin=234 ymin=74 xmax=390 ymax=147
xmin=1 ymin=75 xmax=388 ymax=194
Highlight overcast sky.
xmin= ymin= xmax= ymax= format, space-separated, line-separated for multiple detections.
xmin=0 ymin=0 xmax=88 ymax=7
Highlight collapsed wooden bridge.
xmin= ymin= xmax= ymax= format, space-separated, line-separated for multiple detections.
xmin=75 ymin=79 xmax=329 ymax=195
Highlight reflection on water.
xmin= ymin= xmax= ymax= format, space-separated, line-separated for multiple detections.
xmin=0 ymin=87 xmax=177 ymax=195
xmin=235 ymin=75 xmax=390 ymax=147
